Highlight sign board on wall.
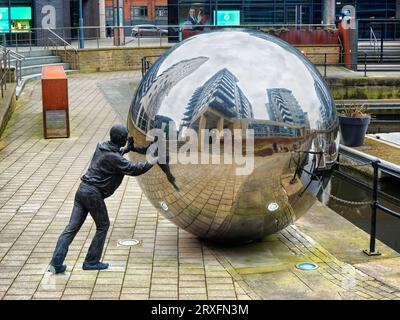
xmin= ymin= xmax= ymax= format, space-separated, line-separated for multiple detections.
xmin=0 ymin=7 xmax=9 ymax=32
xmin=179 ymin=6 xmax=210 ymax=27
xmin=214 ymin=10 xmax=240 ymax=26
xmin=11 ymin=7 xmax=32 ymax=20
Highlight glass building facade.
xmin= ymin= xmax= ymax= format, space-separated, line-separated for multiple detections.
xmin=335 ymin=0 xmax=397 ymax=20
xmin=168 ymin=0 xmax=398 ymax=26
xmin=171 ymin=0 xmax=323 ymax=25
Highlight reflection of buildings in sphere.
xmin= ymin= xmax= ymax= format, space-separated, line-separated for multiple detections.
xmin=133 ymin=56 xmax=208 ymax=133
xmin=128 ymin=30 xmax=339 ymax=243
xmin=182 ymin=68 xmax=253 ymax=126
xmin=267 ymin=88 xmax=310 ymax=128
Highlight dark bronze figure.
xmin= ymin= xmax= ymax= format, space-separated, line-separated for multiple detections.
xmin=49 ymin=125 xmax=158 ymax=274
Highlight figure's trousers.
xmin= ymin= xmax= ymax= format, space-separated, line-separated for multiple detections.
xmin=50 ymin=183 xmax=110 ymax=267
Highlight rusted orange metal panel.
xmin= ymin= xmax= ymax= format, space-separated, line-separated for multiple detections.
xmin=41 ymin=66 xmax=70 ymax=139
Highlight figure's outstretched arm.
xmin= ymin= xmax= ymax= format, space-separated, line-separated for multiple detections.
xmin=120 ymin=137 xmax=151 ymax=156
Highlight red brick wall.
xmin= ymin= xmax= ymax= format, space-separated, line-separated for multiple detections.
xmin=105 ymin=0 xmax=167 ymax=22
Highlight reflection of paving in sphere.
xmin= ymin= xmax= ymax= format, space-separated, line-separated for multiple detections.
xmin=128 ymin=30 xmax=339 ymax=243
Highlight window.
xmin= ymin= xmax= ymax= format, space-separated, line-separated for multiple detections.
xmin=156 ymin=6 xmax=168 ymax=18
xmin=105 ymin=6 xmax=113 ymax=24
xmin=131 ymin=6 xmax=148 ymax=19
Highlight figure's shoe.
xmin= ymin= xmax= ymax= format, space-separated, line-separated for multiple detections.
xmin=82 ymin=261 xmax=109 ymax=271
xmin=48 ymin=264 xmax=67 ymax=274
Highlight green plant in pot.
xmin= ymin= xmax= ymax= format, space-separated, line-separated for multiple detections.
xmin=338 ymin=104 xmax=371 ymax=147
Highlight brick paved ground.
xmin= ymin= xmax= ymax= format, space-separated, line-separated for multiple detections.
xmin=0 ymin=72 xmax=399 ymax=300
xmin=0 ymin=72 xmax=256 ymax=300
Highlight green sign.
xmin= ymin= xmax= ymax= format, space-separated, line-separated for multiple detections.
xmin=214 ymin=10 xmax=240 ymax=26
xmin=0 ymin=7 xmax=9 ymax=32
xmin=11 ymin=7 xmax=32 ymax=20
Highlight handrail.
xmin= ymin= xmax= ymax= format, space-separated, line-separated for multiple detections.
xmin=337 ymin=35 xmax=344 ymax=63
xmin=0 ymin=45 xmax=24 ymax=84
xmin=365 ymin=160 xmax=400 ymax=255
xmin=142 ymin=51 xmax=375 ymax=81
xmin=0 ymin=46 xmax=25 ymax=60
xmin=141 ymin=55 xmax=162 ymax=77
xmin=47 ymin=28 xmax=78 ymax=54
xmin=0 ymin=47 xmax=11 ymax=97
xmin=3 ymin=24 xmax=338 ymax=50
xmin=370 ymin=27 xmax=379 ymax=52
xmin=338 ymin=146 xmax=400 ymax=256
xmin=46 ymin=28 xmax=78 ymax=70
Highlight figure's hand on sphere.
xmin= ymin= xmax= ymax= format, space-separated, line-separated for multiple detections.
xmin=127 ymin=137 xmax=134 ymax=151
xmin=148 ymin=143 xmax=158 ymax=158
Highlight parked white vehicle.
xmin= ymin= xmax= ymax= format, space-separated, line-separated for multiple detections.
xmin=131 ymin=25 xmax=168 ymax=37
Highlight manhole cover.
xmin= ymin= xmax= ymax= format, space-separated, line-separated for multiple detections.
xmin=118 ymin=239 xmax=140 ymax=247
xmin=296 ymin=262 xmax=319 ymax=271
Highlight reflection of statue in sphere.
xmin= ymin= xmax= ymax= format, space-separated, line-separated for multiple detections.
xmin=128 ymin=30 xmax=339 ymax=243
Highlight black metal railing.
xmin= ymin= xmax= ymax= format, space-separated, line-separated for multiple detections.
xmin=306 ymin=51 xmax=369 ymax=77
xmin=1 ymin=24 xmax=336 ymax=50
xmin=142 ymin=51 xmax=380 ymax=80
xmin=363 ymin=160 xmax=400 ymax=255
xmin=0 ymin=47 xmax=18 ymax=97
xmin=338 ymin=147 xmax=400 ymax=256
xmin=141 ymin=52 xmax=364 ymax=79
xmin=358 ymin=19 xmax=400 ymax=41
xmin=141 ymin=55 xmax=162 ymax=77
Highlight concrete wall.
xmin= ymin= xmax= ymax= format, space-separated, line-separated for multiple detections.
xmin=368 ymin=121 xmax=400 ymax=134
xmin=0 ymin=83 xmax=17 ymax=138
xmin=327 ymin=78 xmax=400 ymax=100
xmin=55 ymin=44 xmax=339 ymax=72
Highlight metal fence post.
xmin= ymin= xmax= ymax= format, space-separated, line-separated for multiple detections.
xmin=363 ymin=160 xmax=382 ymax=256
xmin=364 ymin=52 xmax=367 ymax=77
xmin=380 ymin=23 xmax=384 ymax=64
xmin=324 ymin=53 xmax=327 ymax=78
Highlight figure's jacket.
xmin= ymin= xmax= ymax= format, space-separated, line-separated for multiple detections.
xmin=81 ymin=141 xmax=153 ymax=198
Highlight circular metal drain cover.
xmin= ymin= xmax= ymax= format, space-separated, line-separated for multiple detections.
xmin=118 ymin=239 xmax=140 ymax=247
xmin=296 ymin=262 xmax=319 ymax=271
xmin=267 ymin=202 xmax=279 ymax=212
xmin=160 ymin=201 xmax=169 ymax=211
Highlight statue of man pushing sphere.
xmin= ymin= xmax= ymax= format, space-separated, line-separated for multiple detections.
xmin=49 ymin=124 xmax=158 ymax=274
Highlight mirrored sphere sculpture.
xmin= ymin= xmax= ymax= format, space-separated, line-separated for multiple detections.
xmin=128 ymin=30 xmax=339 ymax=243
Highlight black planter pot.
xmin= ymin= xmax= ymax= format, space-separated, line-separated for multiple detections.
xmin=339 ymin=115 xmax=371 ymax=147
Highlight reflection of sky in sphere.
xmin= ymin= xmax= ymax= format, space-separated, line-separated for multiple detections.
xmin=156 ymin=31 xmax=326 ymax=129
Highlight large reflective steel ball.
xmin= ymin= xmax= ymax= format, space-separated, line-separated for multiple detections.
xmin=128 ymin=29 xmax=339 ymax=243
